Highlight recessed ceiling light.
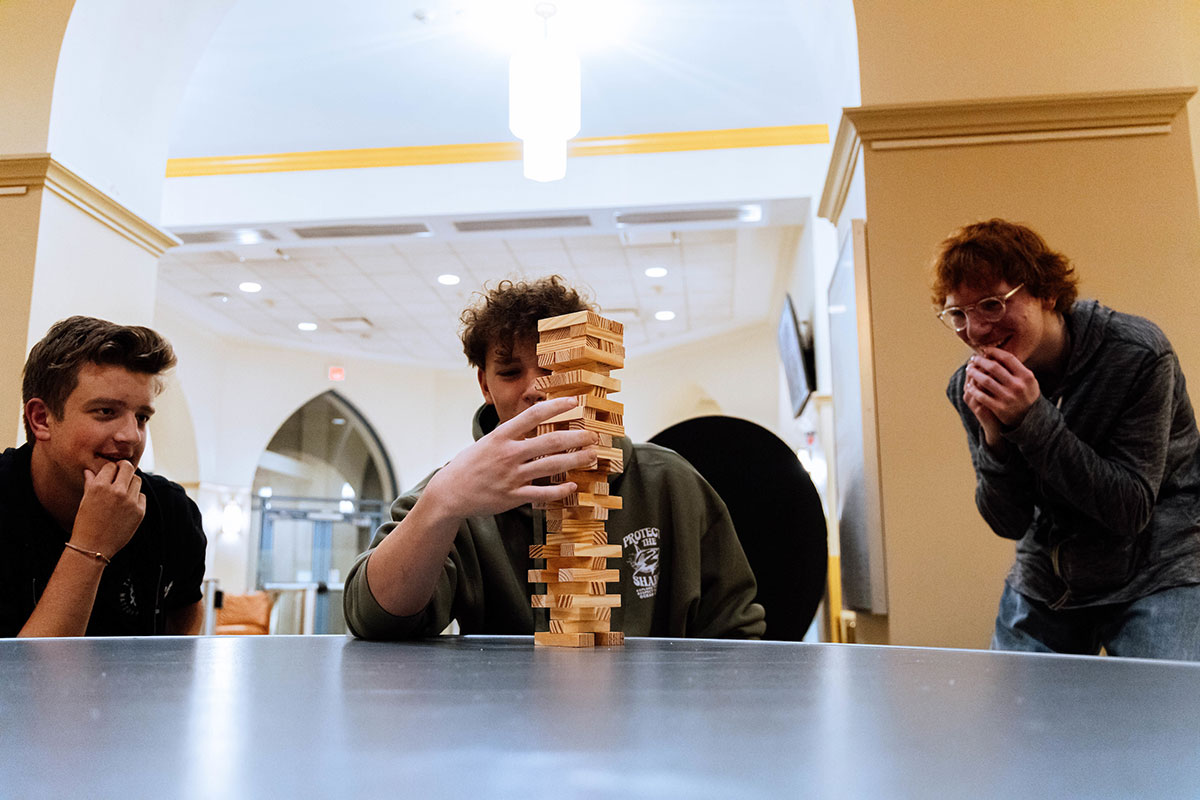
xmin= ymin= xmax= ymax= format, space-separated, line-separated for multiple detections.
xmin=437 ymin=274 xmax=461 ymax=286
xmin=654 ymin=310 xmax=676 ymax=322
xmin=298 ymin=322 xmax=318 ymax=332
xmin=644 ymin=267 xmax=668 ymax=279
xmin=238 ymin=281 xmax=262 ymax=293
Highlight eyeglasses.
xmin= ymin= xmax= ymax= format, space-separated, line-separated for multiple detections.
xmin=937 ymin=284 xmax=1024 ymax=332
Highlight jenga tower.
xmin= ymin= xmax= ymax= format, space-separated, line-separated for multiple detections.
xmin=529 ymin=310 xmax=626 ymax=647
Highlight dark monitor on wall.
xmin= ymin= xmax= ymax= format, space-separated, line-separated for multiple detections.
xmin=778 ymin=293 xmax=817 ymax=418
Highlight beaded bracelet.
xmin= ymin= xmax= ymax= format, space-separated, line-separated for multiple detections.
xmin=62 ymin=541 xmax=112 ymax=566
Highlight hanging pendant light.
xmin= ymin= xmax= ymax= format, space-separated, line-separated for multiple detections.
xmin=508 ymin=3 xmax=580 ymax=182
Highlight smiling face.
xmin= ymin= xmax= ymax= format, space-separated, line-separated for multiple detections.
xmin=30 ymin=362 xmax=156 ymax=496
xmin=477 ymin=336 xmax=549 ymax=424
xmin=943 ymin=280 xmax=1066 ymax=371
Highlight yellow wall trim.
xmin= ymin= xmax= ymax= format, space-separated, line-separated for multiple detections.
xmin=844 ymin=87 xmax=1196 ymax=151
xmin=164 ymin=125 xmax=830 ymax=178
xmin=0 ymin=154 xmax=179 ymax=257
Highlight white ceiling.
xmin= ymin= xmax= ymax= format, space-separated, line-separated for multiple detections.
xmin=156 ymin=1 xmax=859 ymax=368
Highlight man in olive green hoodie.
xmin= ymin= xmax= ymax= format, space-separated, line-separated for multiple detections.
xmin=343 ymin=276 xmax=765 ymax=639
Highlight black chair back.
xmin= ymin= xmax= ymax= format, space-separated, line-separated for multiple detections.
xmin=650 ymin=415 xmax=827 ymax=641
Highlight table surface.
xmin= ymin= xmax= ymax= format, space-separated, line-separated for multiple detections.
xmin=2 ymin=635 xmax=1198 ymax=798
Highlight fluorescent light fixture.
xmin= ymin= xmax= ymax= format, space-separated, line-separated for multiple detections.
xmin=509 ymin=5 xmax=580 ymax=182
xmin=654 ymin=310 xmax=677 ymax=322
xmin=437 ymin=273 xmax=461 ymax=286
xmin=297 ymin=322 xmax=318 ymax=332
xmin=644 ymin=267 xmax=669 ymax=279
xmin=235 ymin=229 xmax=262 ymax=245
xmin=739 ymin=204 xmax=763 ymax=223
xmin=238 ymin=281 xmax=262 ymax=293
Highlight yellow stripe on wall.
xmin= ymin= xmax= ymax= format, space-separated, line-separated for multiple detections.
xmin=164 ymin=124 xmax=829 ymax=178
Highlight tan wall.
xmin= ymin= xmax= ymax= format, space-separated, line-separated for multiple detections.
xmin=0 ymin=187 xmax=44 ymax=445
xmin=850 ymin=1 xmax=1200 ymax=648
xmin=854 ymin=0 xmax=1193 ymax=105
xmin=0 ymin=0 xmax=73 ymax=154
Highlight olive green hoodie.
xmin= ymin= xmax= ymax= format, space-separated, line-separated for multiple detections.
xmin=344 ymin=404 xmax=765 ymax=639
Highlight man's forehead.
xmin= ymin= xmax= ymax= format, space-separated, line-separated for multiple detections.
xmin=945 ymin=280 xmax=1011 ymax=305
xmin=487 ymin=336 xmax=535 ymax=363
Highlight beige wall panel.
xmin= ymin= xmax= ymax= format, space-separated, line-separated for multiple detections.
xmin=0 ymin=188 xmax=43 ymax=447
xmin=859 ymin=123 xmax=1200 ymax=648
xmin=621 ymin=323 xmax=782 ymax=442
xmin=28 ymin=190 xmax=160 ymax=343
xmin=853 ymin=0 xmax=1193 ymax=106
xmin=0 ymin=0 xmax=73 ymax=154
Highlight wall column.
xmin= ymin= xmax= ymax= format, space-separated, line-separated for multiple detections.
xmin=842 ymin=0 xmax=1200 ymax=647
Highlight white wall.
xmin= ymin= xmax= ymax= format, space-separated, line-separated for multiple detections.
xmin=621 ymin=322 xmax=782 ymax=442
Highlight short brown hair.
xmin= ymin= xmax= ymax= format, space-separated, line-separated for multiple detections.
xmin=460 ymin=276 xmax=594 ymax=369
xmin=931 ymin=219 xmax=1078 ymax=312
xmin=22 ymin=316 xmax=177 ymax=441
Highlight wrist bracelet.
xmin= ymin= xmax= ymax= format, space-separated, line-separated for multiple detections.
xmin=63 ymin=541 xmax=112 ymax=566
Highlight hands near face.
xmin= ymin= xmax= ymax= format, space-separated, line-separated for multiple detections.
xmin=964 ymin=347 xmax=1041 ymax=448
xmin=422 ymin=397 xmax=599 ymax=521
xmin=71 ymin=460 xmax=147 ymax=562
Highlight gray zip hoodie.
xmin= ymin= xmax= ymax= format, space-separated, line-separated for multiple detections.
xmin=948 ymin=299 xmax=1200 ymax=608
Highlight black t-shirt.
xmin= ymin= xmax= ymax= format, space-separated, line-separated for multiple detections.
xmin=0 ymin=444 xmax=207 ymax=636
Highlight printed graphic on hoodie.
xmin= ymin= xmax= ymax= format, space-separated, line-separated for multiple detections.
xmin=623 ymin=526 xmax=660 ymax=599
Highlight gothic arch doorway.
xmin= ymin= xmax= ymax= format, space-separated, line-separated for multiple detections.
xmin=250 ymin=390 xmax=397 ymax=633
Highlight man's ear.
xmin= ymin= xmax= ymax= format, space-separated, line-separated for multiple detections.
xmin=476 ymin=367 xmax=495 ymax=406
xmin=25 ymin=398 xmax=53 ymax=442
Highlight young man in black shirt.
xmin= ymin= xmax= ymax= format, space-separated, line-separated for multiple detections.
xmin=0 ymin=316 xmax=207 ymax=637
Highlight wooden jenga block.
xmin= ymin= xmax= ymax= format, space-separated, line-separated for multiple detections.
xmin=543 ymin=517 xmax=607 ymax=533
xmin=543 ymin=556 xmax=608 ymax=569
xmin=534 ymin=368 xmax=621 ymax=394
xmin=537 ymin=345 xmax=624 ymax=370
xmin=530 ymin=543 xmax=622 ymax=558
xmin=538 ymin=321 xmax=624 ymax=347
xmin=549 ymin=619 xmax=612 ymax=634
xmin=536 ymin=335 xmax=626 ymax=359
xmin=528 ymin=563 xmax=609 ymax=583
xmin=558 ymin=568 xmax=619 ymax=582
xmin=532 ymin=544 xmax=617 ymax=559
xmin=534 ymin=632 xmax=594 ymax=648
xmin=547 ymin=581 xmax=609 ymax=596
xmin=549 ymin=606 xmax=610 ymax=621
xmin=537 ymin=310 xmax=624 ymax=336
xmin=545 ymin=505 xmax=609 ymax=521
xmin=559 ymin=492 xmax=622 ymax=510
xmin=531 ymin=593 xmax=621 ymax=608
xmin=593 ymin=631 xmax=624 ymax=646
xmin=545 ymin=531 xmax=609 ymax=546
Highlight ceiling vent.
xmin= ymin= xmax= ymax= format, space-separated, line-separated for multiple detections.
xmin=177 ymin=229 xmax=277 ymax=245
xmin=293 ymin=223 xmax=430 ymax=239
xmin=613 ymin=209 xmax=750 ymax=226
xmin=453 ymin=215 xmax=592 ymax=233
xmin=330 ymin=317 xmax=374 ymax=333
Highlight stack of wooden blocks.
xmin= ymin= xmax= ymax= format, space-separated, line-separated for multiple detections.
xmin=529 ymin=310 xmax=627 ymax=647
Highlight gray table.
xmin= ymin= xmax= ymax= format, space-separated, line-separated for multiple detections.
xmin=2 ymin=635 xmax=1198 ymax=798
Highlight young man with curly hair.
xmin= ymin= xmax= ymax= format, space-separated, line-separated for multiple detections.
xmin=344 ymin=276 xmax=765 ymax=639
xmin=1 ymin=316 xmax=207 ymax=637
xmin=933 ymin=219 xmax=1200 ymax=659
